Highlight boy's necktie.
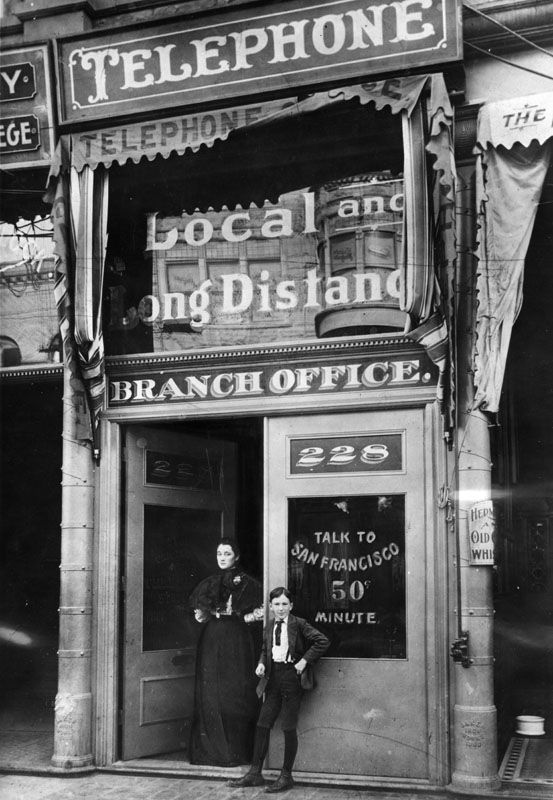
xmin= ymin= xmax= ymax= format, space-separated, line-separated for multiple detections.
xmin=275 ymin=620 xmax=283 ymax=645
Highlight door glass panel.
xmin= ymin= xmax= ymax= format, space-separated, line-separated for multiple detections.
xmin=145 ymin=449 xmax=222 ymax=489
xmin=143 ymin=504 xmax=221 ymax=651
xmin=288 ymin=494 xmax=405 ymax=659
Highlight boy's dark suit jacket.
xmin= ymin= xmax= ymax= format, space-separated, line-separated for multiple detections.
xmin=256 ymin=614 xmax=330 ymax=695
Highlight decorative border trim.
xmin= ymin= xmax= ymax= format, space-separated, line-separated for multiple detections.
xmin=107 ymin=335 xmax=418 ymax=372
xmin=0 ymin=364 xmax=63 ymax=381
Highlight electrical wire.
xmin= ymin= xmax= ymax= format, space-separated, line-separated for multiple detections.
xmin=465 ymin=41 xmax=553 ymax=82
xmin=463 ymin=0 xmax=553 ymax=62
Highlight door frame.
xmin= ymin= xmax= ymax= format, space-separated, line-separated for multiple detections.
xmin=92 ymin=391 xmax=449 ymax=783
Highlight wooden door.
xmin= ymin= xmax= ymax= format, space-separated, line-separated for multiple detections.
xmin=122 ymin=426 xmax=236 ymax=759
xmin=265 ymin=408 xmax=439 ymax=779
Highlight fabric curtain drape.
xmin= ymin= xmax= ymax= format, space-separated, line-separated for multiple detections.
xmin=473 ymin=93 xmax=553 ymax=413
xmin=50 ymin=163 xmax=109 ymax=459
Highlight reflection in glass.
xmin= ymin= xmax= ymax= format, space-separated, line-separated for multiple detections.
xmin=288 ymin=495 xmax=406 ymax=659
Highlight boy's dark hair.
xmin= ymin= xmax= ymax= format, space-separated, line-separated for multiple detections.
xmin=269 ymin=586 xmax=293 ymax=602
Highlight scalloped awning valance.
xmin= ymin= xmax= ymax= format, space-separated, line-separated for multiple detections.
xmin=48 ymin=74 xmax=454 ymax=202
xmin=475 ymin=91 xmax=553 ymax=153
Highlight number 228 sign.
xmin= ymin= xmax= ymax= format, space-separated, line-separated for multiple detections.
xmin=289 ymin=433 xmax=403 ymax=475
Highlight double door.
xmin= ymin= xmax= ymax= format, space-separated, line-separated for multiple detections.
xmin=122 ymin=407 xmax=442 ymax=780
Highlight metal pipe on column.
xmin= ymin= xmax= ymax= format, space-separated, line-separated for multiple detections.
xmin=450 ymin=165 xmax=500 ymax=793
xmin=51 ymin=366 xmax=95 ymax=769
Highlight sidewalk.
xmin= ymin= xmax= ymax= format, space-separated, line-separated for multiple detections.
xmin=0 ymin=773 xmax=435 ymax=800
xmin=1 ymin=771 xmax=553 ymax=800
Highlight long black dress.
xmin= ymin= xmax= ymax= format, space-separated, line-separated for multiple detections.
xmin=189 ymin=567 xmax=262 ymax=766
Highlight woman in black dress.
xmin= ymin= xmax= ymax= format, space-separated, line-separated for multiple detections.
xmin=189 ymin=538 xmax=263 ymax=766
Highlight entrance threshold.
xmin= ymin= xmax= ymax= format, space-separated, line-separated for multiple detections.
xmin=102 ymin=761 xmax=443 ymax=793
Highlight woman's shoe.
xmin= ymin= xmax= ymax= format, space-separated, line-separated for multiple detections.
xmin=229 ymin=770 xmax=265 ymax=787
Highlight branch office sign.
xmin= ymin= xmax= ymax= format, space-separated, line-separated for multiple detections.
xmin=56 ymin=0 xmax=462 ymax=124
xmin=108 ymin=353 xmax=437 ymax=407
xmin=0 ymin=45 xmax=55 ymax=168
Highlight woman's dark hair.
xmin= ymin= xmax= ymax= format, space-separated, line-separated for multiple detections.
xmin=217 ymin=537 xmax=241 ymax=561
xmin=269 ymin=586 xmax=293 ymax=602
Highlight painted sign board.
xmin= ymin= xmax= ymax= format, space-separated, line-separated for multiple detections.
xmin=289 ymin=433 xmax=403 ymax=474
xmin=0 ymin=115 xmax=41 ymax=153
xmin=107 ymin=352 xmax=437 ymax=407
xmin=55 ymin=0 xmax=462 ymax=124
xmin=0 ymin=62 xmax=37 ymax=102
xmin=468 ymin=500 xmax=495 ymax=566
xmin=0 ymin=45 xmax=55 ymax=168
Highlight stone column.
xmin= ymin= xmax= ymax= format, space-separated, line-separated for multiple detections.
xmin=51 ymin=367 xmax=95 ymax=769
xmin=450 ymin=164 xmax=500 ymax=792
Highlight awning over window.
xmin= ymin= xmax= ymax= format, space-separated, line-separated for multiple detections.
xmin=476 ymin=91 xmax=553 ymax=152
xmin=46 ymin=73 xmax=456 ymax=457
xmin=473 ymin=93 xmax=553 ymax=413
xmin=48 ymin=74 xmax=455 ymax=201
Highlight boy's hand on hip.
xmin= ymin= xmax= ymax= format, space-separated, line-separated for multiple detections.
xmin=295 ymin=658 xmax=307 ymax=674
xmin=256 ymin=663 xmax=265 ymax=677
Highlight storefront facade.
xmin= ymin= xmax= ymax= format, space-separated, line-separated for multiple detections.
xmin=1 ymin=0 xmax=553 ymax=793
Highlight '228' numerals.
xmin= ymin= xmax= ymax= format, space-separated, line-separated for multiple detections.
xmin=295 ymin=443 xmax=389 ymax=468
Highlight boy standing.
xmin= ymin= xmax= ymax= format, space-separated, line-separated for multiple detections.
xmin=229 ymin=586 xmax=330 ymax=793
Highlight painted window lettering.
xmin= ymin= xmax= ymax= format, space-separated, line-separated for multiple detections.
xmin=295 ymin=443 xmax=389 ymax=469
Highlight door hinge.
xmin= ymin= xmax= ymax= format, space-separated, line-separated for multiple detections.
xmin=450 ymin=631 xmax=471 ymax=668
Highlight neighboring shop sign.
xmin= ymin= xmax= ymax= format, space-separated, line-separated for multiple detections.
xmin=290 ymin=433 xmax=403 ymax=474
xmin=56 ymin=0 xmax=462 ymax=124
xmin=108 ymin=353 xmax=436 ymax=407
xmin=0 ymin=45 xmax=55 ymax=168
xmin=288 ymin=494 xmax=406 ymax=658
xmin=0 ymin=62 xmax=37 ymax=101
xmin=0 ymin=115 xmax=40 ymax=153
xmin=468 ymin=500 xmax=495 ymax=566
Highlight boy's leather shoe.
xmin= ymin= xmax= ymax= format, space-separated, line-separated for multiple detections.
xmin=228 ymin=770 xmax=265 ymax=787
xmin=265 ymin=771 xmax=294 ymax=793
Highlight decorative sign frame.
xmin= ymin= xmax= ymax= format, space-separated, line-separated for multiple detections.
xmin=55 ymin=0 xmax=462 ymax=125
xmin=108 ymin=351 xmax=437 ymax=408
xmin=289 ymin=432 xmax=404 ymax=475
xmin=0 ymin=44 xmax=56 ymax=169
